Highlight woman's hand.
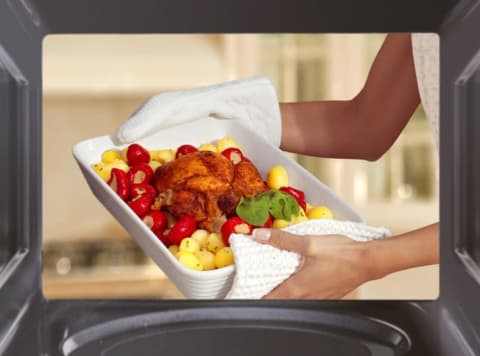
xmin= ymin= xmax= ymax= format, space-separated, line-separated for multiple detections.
xmin=253 ymin=229 xmax=371 ymax=299
xmin=253 ymin=223 xmax=439 ymax=299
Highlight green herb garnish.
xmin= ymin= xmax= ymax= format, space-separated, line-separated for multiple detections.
xmin=236 ymin=189 xmax=300 ymax=226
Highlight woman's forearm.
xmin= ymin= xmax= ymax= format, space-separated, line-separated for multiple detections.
xmin=364 ymin=223 xmax=439 ymax=280
xmin=280 ymin=100 xmax=373 ymax=159
xmin=279 ymin=33 xmax=420 ymax=161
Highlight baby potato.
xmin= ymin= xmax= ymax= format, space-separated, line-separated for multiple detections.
xmin=153 ymin=149 xmax=175 ymax=163
xmin=102 ymin=149 xmax=122 ymax=163
xmin=207 ymin=233 xmax=225 ymax=254
xmin=272 ymin=218 xmax=293 ymax=229
xmin=148 ymin=160 xmax=162 ymax=172
xmin=215 ymin=247 xmax=235 ymax=268
xmin=92 ymin=160 xmax=129 ymax=182
xmin=198 ymin=143 xmax=217 ymax=152
xmin=307 ymin=206 xmax=334 ymax=220
xmin=266 ymin=165 xmax=289 ymax=189
xmin=177 ymin=251 xmax=203 ymax=271
xmin=91 ymin=162 xmax=111 ymax=181
xmin=179 ymin=237 xmax=200 ymax=254
xmin=195 ymin=249 xmax=216 ymax=270
xmin=292 ymin=215 xmax=308 ymax=224
xmin=109 ymin=159 xmax=130 ymax=172
xmin=191 ymin=229 xmax=209 ymax=248
xmin=149 ymin=150 xmax=161 ymax=161
xmin=217 ymin=136 xmax=239 ymax=153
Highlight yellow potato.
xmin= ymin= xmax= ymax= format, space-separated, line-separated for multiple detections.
xmin=110 ymin=160 xmax=130 ymax=173
xmin=307 ymin=206 xmax=334 ymax=220
xmin=177 ymin=251 xmax=203 ymax=271
xmin=217 ymin=137 xmax=239 ymax=153
xmin=149 ymin=150 xmax=161 ymax=161
xmin=266 ymin=165 xmax=288 ymax=189
xmin=195 ymin=249 xmax=216 ymax=270
xmin=152 ymin=149 xmax=175 ymax=163
xmin=102 ymin=149 xmax=122 ymax=163
xmin=292 ymin=215 xmax=309 ymax=224
xmin=91 ymin=162 xmax=110 ymax=181
xmin=207 ymin=233 xmax=225 ymax=254
xmin=215 ymin=247 xmax=235 ymax=268
xmin=191 ymin=229 xmax=209 ymax=248
xmin=179 ymin=238 xmax=200 ymax=254
xmin=272 ymin=218 xmax=293 ymax=229
xmin=91 ymin=160 xmax=129 ymax=182
xmin=198 ymin=143 xmax=217 ymax=152
xmin=148 ymin=160 xmax=162 ymax=172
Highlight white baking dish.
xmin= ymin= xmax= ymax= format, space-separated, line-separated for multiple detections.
xmin=72 ymin=117 xmax=364 ymax=299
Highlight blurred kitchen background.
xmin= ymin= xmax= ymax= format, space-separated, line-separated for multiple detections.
xmin=42 ymin=34 xmax=438 ymax=299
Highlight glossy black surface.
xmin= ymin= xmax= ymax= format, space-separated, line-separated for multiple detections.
xmin=44 ymin=302 xmax=436 ymax=356
xmin=57 ymin=307 xmax=410 ymax=356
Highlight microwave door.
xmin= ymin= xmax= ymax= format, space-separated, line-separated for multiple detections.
xmin=0 ymin=2 xmax=43 ymax=353
xmin=438 ymin=1 xmax=480 ymax=354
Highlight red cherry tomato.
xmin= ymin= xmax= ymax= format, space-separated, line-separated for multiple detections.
xmin=168 ymin=215 xmax=197 ymax=245
xmin=280 ymin=186 xmax=307 ymax=211
xmin=221 ymin=217 xmax=253 ymax=246
xmin=142 ymin=211 xmax=168 ymax=231
xmin=175 ymin=144 xmax=198 ymax=158
xmin=127 ymin=163 xmax=154 ymax=184
xmin=130 ymin=183 xmax=157 ymax=199
xmin=221 ymin=147 xmax=244 ymax=164
xmin=107 ymin=168 xmax=129 ymax=200
xmin=262 ymin=215 xmax=273 ymax=228
xmin=154 ymin=228 xmax=172 ymax=247
xmin=280 ymin=186 xmax=305 ymax=201
xmin=128 ymin=194 xmax=154 ymax=216
xmin=297 ymin=199 xmax=307 ymax=212
xmin=126 ymin=143 xmax=150 ymax=165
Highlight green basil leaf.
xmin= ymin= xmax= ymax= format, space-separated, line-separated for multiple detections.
xmin=268 ymin=194 xmax=285 ymax=219
xmin=236 ymin=196 xmax=270 ymax=226
xmin=235 ymin=190 xmax=301 ymax=226
xmin=268 ymin=190 xmax=300 ymax=220
xmin=282 ymin=193 xmax=300 ymax=220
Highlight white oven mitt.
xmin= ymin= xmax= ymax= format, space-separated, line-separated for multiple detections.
xmin=113 ymin=76 xmax=282 ymax=147
xmin=225 ymin=219 xmax=391 ymax=299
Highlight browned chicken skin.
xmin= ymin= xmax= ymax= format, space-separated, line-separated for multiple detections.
xmin=153 ymin=151 xmax=267 ymax=232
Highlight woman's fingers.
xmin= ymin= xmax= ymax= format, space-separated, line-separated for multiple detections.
xmin=253 ymin=228 xmax=308 ymax=255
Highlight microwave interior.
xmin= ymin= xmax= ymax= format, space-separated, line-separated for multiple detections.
xmin=1 ymin=0 xmax=480 ymax=355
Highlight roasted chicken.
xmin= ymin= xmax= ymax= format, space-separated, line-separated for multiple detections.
xmin=153 ymin=151 xmax=267 ymax=232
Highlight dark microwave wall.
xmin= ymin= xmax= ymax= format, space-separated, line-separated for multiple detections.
xmin=0 ymin=62 xmax=15 ymax=267
xmin=34 ymin=0 xmax=456 ymax=33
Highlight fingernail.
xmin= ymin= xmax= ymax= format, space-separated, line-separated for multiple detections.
xmin=253 ymin=228 xmax=271 ymax=242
